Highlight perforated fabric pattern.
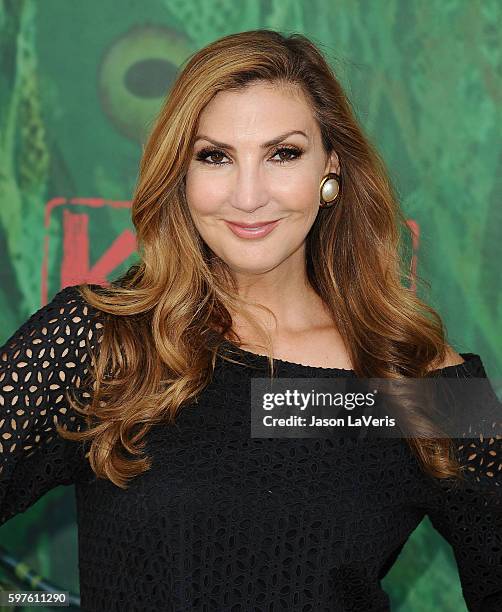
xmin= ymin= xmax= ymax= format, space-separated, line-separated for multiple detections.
xmin=1 ymin=285 xmax=501 ymax=611
xmin=0 ymin=285 xmax=103 ymax=525
xmin=417 ymin=357 xmax=502 ymax=611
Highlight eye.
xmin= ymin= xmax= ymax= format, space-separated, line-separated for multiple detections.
xmin=195 ymin=148 xmax=229 ymax=165
xmin=195 ymin=145 xmax=303 ymax=166
xmin=271 ymin=146 xmax=303 ymax=164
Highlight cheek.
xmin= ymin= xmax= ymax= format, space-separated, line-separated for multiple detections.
xmin=185 ymin=166 xmax=320 ymax=220
xmin=272 ymin=171 xmax=319 ymax=211
xmin=185 ymin=170 xmax=224 ymax=217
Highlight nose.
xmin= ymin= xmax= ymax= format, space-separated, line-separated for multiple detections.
xmin=229 ymin=164 xmax=269 ymax=214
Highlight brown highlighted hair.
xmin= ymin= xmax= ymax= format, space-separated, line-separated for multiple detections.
xmin=59 ymin=29 xmax=463 ymax=489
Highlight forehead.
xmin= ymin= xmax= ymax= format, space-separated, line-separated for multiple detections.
xmin=196 ymin=81 xmax=316 ymax=138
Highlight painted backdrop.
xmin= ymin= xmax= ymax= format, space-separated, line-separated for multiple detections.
xmin=0 ymin=1 xmax=501 ymax=610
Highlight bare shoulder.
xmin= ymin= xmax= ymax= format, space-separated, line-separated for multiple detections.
xmin=423 ymin=344 xmax=465 ymax=373
xmin=436 ymin=344 xmax=465 ymax=369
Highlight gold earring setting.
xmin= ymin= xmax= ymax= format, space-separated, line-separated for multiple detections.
xmin=319 ymin=172 xmax=341 ymax=208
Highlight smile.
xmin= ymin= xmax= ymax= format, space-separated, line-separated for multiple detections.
xmin=224 ymin=219 xmax=281 ymax=239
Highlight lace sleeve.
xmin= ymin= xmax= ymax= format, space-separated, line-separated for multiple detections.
xmin=424 ymin=357 xmax=502 ymax=611
xmin=0 ymin=284 xmax=103 ymax=526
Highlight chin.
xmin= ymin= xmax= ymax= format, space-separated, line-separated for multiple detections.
xmin=224 ymin=254 xmax=285 ymax=275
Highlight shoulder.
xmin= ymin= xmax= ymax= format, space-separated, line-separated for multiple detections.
xmin=48 ymin=282 xmax=104 ymax=318
xmin=1 ymin=283 xmax=105 ymax=371
xmin=52 ymin=283 xmax=105 ymax=350
xmin=424 ymin=343 xmax=465 ymax=373
xmin=432 ymin=348 xmax=502 ymax=501
xmin=40 ymin=283 xmax=104 ymax=340
xmin=438 ymin=344 xmax=466 ymax=369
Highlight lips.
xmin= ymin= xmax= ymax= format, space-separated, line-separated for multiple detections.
xmin=224 ymin=219 xmax=281 ymax=239
xmin=226 ymin=220 xmax=279 ymax=228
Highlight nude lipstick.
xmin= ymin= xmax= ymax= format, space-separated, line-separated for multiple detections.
xmin=224 ymin=219 xmax=281 ymax=239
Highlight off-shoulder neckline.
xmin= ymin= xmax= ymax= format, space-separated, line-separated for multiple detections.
xmin=220 ymin=340 xmax=484 ymax=377
xmin=63 ymin=285 xmax=485 ymax=378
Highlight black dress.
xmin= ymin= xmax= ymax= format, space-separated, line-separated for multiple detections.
xmin=0 ymin=285 xmax=501 ymax=611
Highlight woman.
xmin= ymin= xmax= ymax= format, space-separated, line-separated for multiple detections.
xmin=1 ymin=29 xmax=500 ymax=611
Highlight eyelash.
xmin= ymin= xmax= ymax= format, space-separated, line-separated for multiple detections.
xmin=195 ymin=145 xmax=303 ymax=166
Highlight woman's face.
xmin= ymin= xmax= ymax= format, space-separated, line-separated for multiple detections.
xmin=185 ymin=81 xmax=339 ymax=276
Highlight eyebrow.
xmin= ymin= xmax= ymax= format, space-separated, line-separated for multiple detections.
xmin=193 ymin=130 xmax=309 ymax=151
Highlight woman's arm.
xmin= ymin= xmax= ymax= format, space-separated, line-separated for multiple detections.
xmin=0 ymin=285 xmax=102 ymax=526
xmin=423 ymin=357 xmax=502 ymax=611
xmin=426 ymin=441 xmax=502 ymax=610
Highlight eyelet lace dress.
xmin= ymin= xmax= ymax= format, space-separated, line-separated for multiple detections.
xmin=1 ymin=285 xmax=501 ymax=611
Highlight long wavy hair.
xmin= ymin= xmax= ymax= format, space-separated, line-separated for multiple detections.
xmin=59 ymin=29 xmax=465 ymax=489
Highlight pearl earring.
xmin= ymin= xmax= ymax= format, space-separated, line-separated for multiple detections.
xmin=319 ymin=172 xmax=341 ymax=208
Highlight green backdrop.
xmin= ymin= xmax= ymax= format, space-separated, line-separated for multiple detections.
xmin=1 ymin=0 xmax=501 ymax=610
